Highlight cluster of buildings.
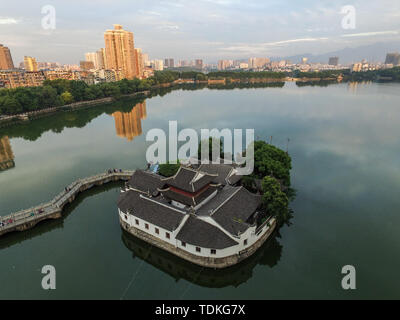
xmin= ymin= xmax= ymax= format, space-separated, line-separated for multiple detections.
xmin=216 ymin=56 xmax=343 ymax=72
xmin=0 ymin=24 xmax=157 ymax=89
xmin=2 ymin=31 xmax=400 ymax=89
xmin=118 ymin=163 xmax=276 ymax=268
xmin=216 ymin=53 xmax=400 ymax=74
xmin=350 ymin=53 xmax=400 ymax=73
xmin=1 ymin=43 xmax=85 ymax=88
xmin=140 ymin=58 xmax=204 ymax=72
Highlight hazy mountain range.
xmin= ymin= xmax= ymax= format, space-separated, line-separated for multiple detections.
xmin=275 ymin=41 xmax=400 ymax=65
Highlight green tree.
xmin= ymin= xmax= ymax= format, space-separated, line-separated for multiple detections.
xmin=39 ymin=85 xmax=61 ymax=108
xmin=0 ymin=96 xmax=22 ymax=114
xmin=158 ymin=162 xmax=180 ymax=177
xmin=261 ymin=176 xmax=290 ymax=222
xmin=254 ymin=140 xmax=292 ymax=186
xmin=61 ymin=91 xmax=74 ymax=104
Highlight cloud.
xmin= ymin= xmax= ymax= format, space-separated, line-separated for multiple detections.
xmin=219 ymin=37 xmax=330 ymax=54
xmin=341 ymin=30 xmax=399 ymax=37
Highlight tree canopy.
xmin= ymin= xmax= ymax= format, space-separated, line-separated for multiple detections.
xmin=158 ymin=162 xmax=180 ymax=177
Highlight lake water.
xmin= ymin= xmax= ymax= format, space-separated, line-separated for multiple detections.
xmin=1 ymin=81 xmax=399 ymax=299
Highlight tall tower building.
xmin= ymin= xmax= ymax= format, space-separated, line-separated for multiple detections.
xmin=328 ymin=57 xmax=339 ymax=66
xmin=24 ymin=56 xmax=38 ymax=72
xmin=195 ymin=59 xmax=203 ymax=70
xmin=97 ymin=49 xmax=106 ymax=69
xmin=104 ymin=24 xmax=137 ymax=79
xmin=85 ymin=52 xmax=98 ymax=68
xmin=385 ymin=53 xmax=400 ymax=66
xmin=134 ymin=48 xmax=144 ymax=78
xmin=0 ymin=44 xmax=15 ymax=70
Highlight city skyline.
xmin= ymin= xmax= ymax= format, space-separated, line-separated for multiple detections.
xmin=1 ymin=0 xmax=400 ymax=65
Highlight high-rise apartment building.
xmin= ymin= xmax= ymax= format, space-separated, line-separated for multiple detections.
xmin=134 ymin=48 xmax=144 ymax=78
xmin=85 ymin=49 xmax=106 ymax=70
xmin=152 ymin=60 xmax=164 ymax=71
xmin=328 ymin=57 xmax=339 ymax=66
xmin=195 ymin=59 xmax=203 ymax=70
xmin=218 ymin=60 xmax=234 ymax=70
xmin=85 ymin=52 xmax=98 ymax=69
xmin=248 ymin=57 xmax=270 ymax=69
xmin=142 ymin=53 xmax=150 ymax=67
xmin=97 ymin=48 xmax=106 ymax=69
xmin=0 ymin=44 xmax=14 ymax=70
xmin=104 ymin=24 xmax=138 ymax=79
xmin=385 ymin=53 xmax=400 ymax=66
xmin=164 ymin=58 xmax=175 ymax=68
xmin=24 ymin=56 xmax=38 ymax=72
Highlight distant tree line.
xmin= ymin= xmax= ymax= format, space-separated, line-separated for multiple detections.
xmin=208 ymin=71 xmax=286 ymax=79
xmin=345 ymin=67 xmax=400 ymax=81
xmin=2 ymin=67 xmax=400 ymax=115
xmin=293 ymin=69 xmax=346 ymax=79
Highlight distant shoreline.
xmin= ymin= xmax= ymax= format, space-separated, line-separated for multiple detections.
xmin=0 ymin=77 xmax=396 ymax=128
xmin=0 ymin=90 xmax=150 ymax=128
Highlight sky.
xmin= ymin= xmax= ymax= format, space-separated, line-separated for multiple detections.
xmin=0 ymin=0 xmax=400 ymax=64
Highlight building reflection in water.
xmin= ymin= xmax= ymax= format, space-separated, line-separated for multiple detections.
xmin=348 ymin=81 xmax=372 ymax=94
xmin=112 ymin=102 xmax=147 ymax=141
xmin=0 ymin=136 xmax=15 ymax=171
xmin=121 ymin=230 xmax=282 ymax=288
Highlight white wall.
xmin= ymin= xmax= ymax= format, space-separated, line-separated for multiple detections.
xmin=119 ymin=209 xmax=274 ymax=259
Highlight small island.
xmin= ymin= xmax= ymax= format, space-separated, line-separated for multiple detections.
xmin=118 ymin=141 xmax=293 ymax=268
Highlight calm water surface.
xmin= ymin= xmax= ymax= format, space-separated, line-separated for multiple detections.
xmin=0 ymin=82 xmax=399 ymax=299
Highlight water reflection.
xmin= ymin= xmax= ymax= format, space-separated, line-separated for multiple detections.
xmin=0 ymin=136 xmax=15 ymax=171
xmin=0 ymin=181 xmax=123 ymax=250
xmin=347 ymin=81 xmax=373 ymax=93
xmin=0 ymin=96 xmax=146 ymax=142
xmin=121 ymin=230 xmax=282 ymax=288
xmin=112 ymin=102 xmax=146 ymax=141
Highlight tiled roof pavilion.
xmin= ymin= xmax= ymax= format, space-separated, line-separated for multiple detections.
xmin=119 ymin=165 xmax=263 ymax=249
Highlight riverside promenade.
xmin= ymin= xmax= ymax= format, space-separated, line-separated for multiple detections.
xmin=0 ymin=169 xmax=134 ymax=237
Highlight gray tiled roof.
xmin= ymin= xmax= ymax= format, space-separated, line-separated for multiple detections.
xmin=118 ymin=190 xmax=185 ymax=232
xmin=176 ymin=216 xmax=238 ymax=249
xmin=197 ymin=185 xmax=239 ymax=216
xmin=227 ymin=174 xmax=242 ymax=185
xmin=198 ymin=163 xmax=234 ymax=185
xmin=128 ymin=170 xmax=165 ymax=193
xmin=166 ymin=167 xmax=216 ymax=193
xmin=211 ymin=187 xmax=261 ymax=236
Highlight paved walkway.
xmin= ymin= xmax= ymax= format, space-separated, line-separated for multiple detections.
xmin=0 ymin=170 xmax=134 ymax=236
